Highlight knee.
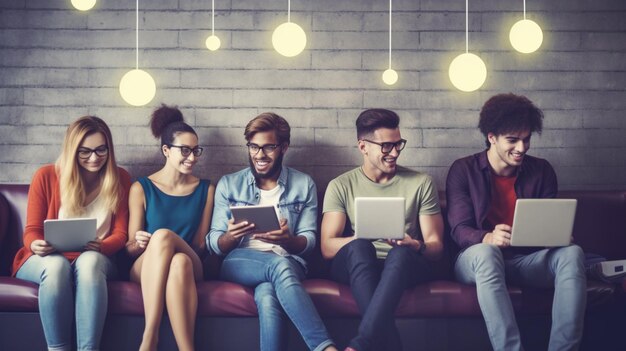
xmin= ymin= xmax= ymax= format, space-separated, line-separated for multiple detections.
xmin=254 ymin=283 xmax=279 ymax=307
xmin=169 ymin=253 xmax=194 ymax=279
xmin=555 ymin=245 xmax=585 ymax=273
xmin=467 ymin=244 xmax=505 ymax=275
xmin=345 ymin=239 xmax=377 ymax=263
xmin=386 ymin=245 xmax=414 ymax=266
xmin=270 ymin=257 xmax=301 ymax=283
xmin=148 ymin=228 xmax=177 ymax=250
xmin=41 ymin=255 xmax=72 ymax=283
xmin=74 ymin=251 xmax=109 ymax=282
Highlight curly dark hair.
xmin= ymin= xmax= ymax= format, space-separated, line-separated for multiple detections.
xmin=479 ymin=93 xmax=543 ymax=148
xmin=149 ymin=104 xmax=196 ymax=147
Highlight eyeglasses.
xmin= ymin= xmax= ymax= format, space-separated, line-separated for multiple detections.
xmin=247 ymin=143 xmax=281 ymax=155
xmin=77 ymin=146 xmax=108 ymax=160
xmin=361 ymin=139 xmax=407 ymax=154
xmin=167 ymin=144 xmax=204 ymax=157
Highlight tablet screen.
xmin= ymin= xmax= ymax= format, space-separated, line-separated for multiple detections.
xmin=230 ymin=205 xmax=281 ymax=234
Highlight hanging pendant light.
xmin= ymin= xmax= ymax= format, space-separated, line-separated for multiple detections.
xmin=205 ymin=0 xmax=221 ymax=51
xmin=120 ymin=0 xmax=156 ymax=107
xmin=449 ymin=0 xmax=486 ymax=92
xmin=510 ymin=0 xmax=543 ymax=53
xmin=272 ymin=0 xmax=307 ymax=57
xmin=382 ymin=0 xmax=398 ymax=85
xmin=71 ymin=0 xmax=96 ymax=11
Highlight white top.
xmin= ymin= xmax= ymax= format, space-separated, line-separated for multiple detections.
xmin=58 ymin=194 xmax=112 ymax=241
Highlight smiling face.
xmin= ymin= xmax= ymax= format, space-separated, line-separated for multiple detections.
xmin=77 ymin=132 xmax=108 ymax=174
xmin=487 ymin=130 xmax=531 ymax=175
xmin=247 ymin=130 xmax=286 ymax=181
xmin=359 ymin=127 xmax=402 ymax=179
xmin=163 ymin=132 xmax=199 ymax=175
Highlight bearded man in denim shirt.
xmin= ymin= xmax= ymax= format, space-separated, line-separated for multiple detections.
xmin=207 ymin=113 xmax=336 ymax=351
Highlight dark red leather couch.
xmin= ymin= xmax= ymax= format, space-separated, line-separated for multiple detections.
xmin=1 ymin=184 xmax=625 ymax=351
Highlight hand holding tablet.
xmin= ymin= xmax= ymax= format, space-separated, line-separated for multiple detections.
xmin=229 ymin=205 xmax=281 ymax=235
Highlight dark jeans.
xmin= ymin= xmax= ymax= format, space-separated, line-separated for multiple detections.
xmin=330 ymin=239 xmax=432 ymax=351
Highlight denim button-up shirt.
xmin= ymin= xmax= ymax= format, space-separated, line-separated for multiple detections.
xmin=207 ymin=166 xmax=318 ymax=260
xmin=446 ymin=150 xmax=558 ymax=254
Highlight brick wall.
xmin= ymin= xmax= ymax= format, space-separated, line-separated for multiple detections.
xmin=1 ymin=0 xmax=625 ymax=191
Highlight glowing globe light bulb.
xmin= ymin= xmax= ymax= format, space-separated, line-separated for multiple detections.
xmin=205 ymin=35 xmax=221 ymax=51
xmin=119 ymin=69 xmax=156 ymax=107
xmin=509 ymin=19 xmax=543 ymax=54
xmin=382 ymin=69 xmax=398 ymax=85
xmin=272 ymin=22 xmax=307 ymax=57
xmin=71 ymin=0 xmax=96 ymax=11
xmin=449 ymin=53 xmax=487 ymax=92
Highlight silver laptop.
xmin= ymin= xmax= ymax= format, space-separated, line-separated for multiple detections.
xmin=510 ymin=199 xmax=577 ymax=247
xmin=354 ymin=197 xmax=405 ymax=240
xmin=44 ymin=218 xmax=97 ymax=252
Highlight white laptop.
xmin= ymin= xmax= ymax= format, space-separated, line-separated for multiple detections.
xmin=354 ymin=197 xmax=405 ymax=240
xmin=44 ymin=218 xmax=97 ymax=252
xmin=510 ymin=199 xmax=577 ymax=247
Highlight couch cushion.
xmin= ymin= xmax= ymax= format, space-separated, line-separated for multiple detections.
xmin=304 ymin=279 xmax=523 ymax=317
xmin=0 ymin=277 xmax=38 ymax=311
xmin=108 ymin=280 xmax=259 ymax=317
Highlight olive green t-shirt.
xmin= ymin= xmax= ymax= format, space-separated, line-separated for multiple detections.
xmin=323 ymin=166 xmax=440 ymax=258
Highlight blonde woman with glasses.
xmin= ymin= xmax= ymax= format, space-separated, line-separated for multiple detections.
xmin=126 ymin=104 xmax=215 ymax=351
xmin=13 ymin=116 xmax=131 ymax=351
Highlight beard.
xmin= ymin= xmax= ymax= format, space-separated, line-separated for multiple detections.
xmin=249 ymin=152 xmax=283 ymax=180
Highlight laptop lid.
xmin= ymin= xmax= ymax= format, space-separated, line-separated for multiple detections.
xmin=510 ymin=199 xmax=577 ymax=247
xmin=354 ymin=197 xmax=405 ymax=240
xmin=44 ymin=218 xmax=97 ymax=252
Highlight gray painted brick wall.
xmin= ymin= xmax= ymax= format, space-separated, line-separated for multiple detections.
xmin=1 ymin=0 xmax=625 ymax=191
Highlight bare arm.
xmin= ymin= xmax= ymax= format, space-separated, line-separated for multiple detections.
xmin=125 ymin=181 xmax=147 ymax=258
xmin=418 ymin=213 xmax=444 ymax=260
xmin=192 ymin=184 xmax=215 ymax=253
xmin=320 ymin=211 xmax=355 ymax=260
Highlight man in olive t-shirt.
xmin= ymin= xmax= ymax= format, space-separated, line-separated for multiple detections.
xmin=321 ymin=108 xmax=444 ymax=351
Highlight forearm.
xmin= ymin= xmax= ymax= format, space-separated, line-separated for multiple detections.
xmin=422 ymin=238 xmax=443 ymax=260
xmin=322 ymin=235 xmax=355 ymax=260
xmin=282 ymin=235 xmax=308 ymax=255
xmin=217 ymin=233 xmax=240 ymax=254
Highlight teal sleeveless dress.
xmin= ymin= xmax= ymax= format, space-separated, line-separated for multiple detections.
xmin=137 ymin=177 xmax=210 ymax=245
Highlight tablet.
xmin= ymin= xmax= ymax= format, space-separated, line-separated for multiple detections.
xmin=354 ymin=197 xmax=405 ymax=240
xmin=230 ymin=205 xmax=281 ymax=234
xmin=44 ymin=218 xmax=97 ymax=252
xmin=510 ymin=199 xmax=577 ymax=247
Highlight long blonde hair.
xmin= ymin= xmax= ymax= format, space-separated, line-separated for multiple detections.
xmin=55 ymin=116 xmax=122 ymax=217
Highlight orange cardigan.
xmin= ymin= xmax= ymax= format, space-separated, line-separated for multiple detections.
xmin=12 ymin=164 xmax=131 ymax=275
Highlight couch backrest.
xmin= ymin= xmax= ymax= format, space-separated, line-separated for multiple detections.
xmin=0 ymin=184 xmax=29 ymax=276
xmin=1 ymin=184 xmax=625 ymax=278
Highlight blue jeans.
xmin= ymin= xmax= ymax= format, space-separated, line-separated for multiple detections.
xmin=454 ymin=244 xmax=587 ymax=351
xmin=330 ymin=239 xmax=432 ymax=351
xmin=220 ymin=248 xmax=333 ymax=351
xmin=16 ymin=251 xmax=115 ymax=351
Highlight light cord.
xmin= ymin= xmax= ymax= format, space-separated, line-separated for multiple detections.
xmin=135 ymin=0 xmax=139 ymax=69
xmin=388 ymin=0 xmax=392 ymax=69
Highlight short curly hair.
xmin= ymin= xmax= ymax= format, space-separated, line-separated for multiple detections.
xmin=479 ymin=93 xmax=544 ymax=148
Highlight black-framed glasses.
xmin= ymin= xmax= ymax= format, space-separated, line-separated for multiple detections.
xmin=167 ymin=144 xmax=203 ymax=157
xmin=77 ymin=146 xmax=108 ymax=160
xmin=247 ymin=143 xmax=281 ymax=155
xmin=361 ymin=139 xmax=407 ymax=154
